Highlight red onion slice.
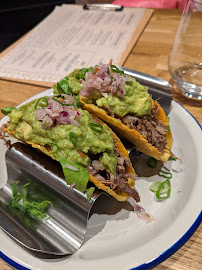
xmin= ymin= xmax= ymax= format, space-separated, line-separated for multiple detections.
xmin=70 ymin=183 xmax=76 ymax=189
xmin=35 ymin=96 xmax=81 ymax=130
xmin=134 ymin=203 xmax=154 ymax=223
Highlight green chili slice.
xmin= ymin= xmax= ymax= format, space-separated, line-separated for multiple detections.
xmin=1 ymin=107 xmax=16 ymax=115
xmin=150 ymin=181 xmax=170 ymax=194
xmin=147 ymin=157 xmax=158 ymax=168
xmin=34 ymin=97 xmax=48 ymax=110
xmin=156 ymin=179 xmax=171 ymax=200
xmin=72 ymin=96 xmax=84 ymax=108
xmin=110 ymin=65 xmax=124 ymax=74
xmin=168 ymin=125 xmax=170 ymax=134
xmin=90 ymin=123 xmax=103 ymax=133
xmin=52 ymin=96 xmax=83 ymax=108
xmin=52 ymin=97 xmax=69 ymax=106
xmin=149 ymin=182 xmax=162 ymax=193
xmin=69 ymin=132 xmax=77 ymax=145
xmin=42 ymin=143 xmax=58 ymax=155
xmin=158 ymin=170 xmax=172 ymax=179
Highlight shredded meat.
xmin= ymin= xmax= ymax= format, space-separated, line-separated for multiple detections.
xmin=87 ymin=141 xmax=140 ymax=202
xmin=121 ymin=101 xmax=168 ymax=153
xmin=91 ymin=160 xmax=105 ymax=171
xmin=113 ymin=176 xmax=140 ymax=202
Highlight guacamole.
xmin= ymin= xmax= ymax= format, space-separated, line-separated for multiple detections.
xmin=53 ymin=69 xmax=83 ymax=96
xmin=54 ymin=65 xmax=151 ymax=117
xmin=96 ymin=79 xmax=151 ymax=117
xmin=7 ymin=98 xmax=117 ymax=175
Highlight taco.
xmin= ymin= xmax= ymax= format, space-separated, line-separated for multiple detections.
xmin=53 ymin=62 xmax=172 ymax=162
xmin=1 ymin=95 xmax=139 ymax=202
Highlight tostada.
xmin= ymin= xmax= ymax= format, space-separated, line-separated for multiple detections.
xmin=1 ymin=95 xmax=139 ymax=202
xmin=53 ymin=62 xmax=173 ymax=162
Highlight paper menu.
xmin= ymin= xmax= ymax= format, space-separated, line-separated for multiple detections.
xmin=0 ymin=5 xmax=149 ymax=83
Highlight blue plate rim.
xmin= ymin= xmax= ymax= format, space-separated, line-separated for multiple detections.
xmin=0 ymin=100 xmax=202 ymax=270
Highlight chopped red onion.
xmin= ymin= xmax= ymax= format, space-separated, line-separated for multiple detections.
xmin=61 ymin=94 xmax=75 ymax=104
xmin=80 ymin=62 xmax=131 ymax=98
xmin=35 ymin=108 xmax=46 ymax=121
xmin=42 ymin=115 xmax=54 ymax=130
xmin=35 ymin=97 xmax=81 ymax=130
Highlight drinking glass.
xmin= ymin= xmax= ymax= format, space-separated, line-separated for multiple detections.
xmin=168 ymin=0 xmax=202 ymax=99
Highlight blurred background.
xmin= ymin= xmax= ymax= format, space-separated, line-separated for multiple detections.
xmin=0 ymin=0 xmax=186 ymax=52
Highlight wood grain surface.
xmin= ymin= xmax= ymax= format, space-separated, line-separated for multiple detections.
xmin=0 ymin=8 xmax=202 ymax=270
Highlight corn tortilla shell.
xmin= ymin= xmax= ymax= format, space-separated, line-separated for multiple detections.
xmin=4 ymin=115 xmax=136 ymax=202
xmin=80 ymin=98 xmax=172 ymax=162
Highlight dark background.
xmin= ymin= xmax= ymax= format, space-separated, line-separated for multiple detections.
xmin=0 ymin=0 xmax=74 ymax=52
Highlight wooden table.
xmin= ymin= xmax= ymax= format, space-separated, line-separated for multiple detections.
xmin=0 ymin=8 xmax=201 ymax=270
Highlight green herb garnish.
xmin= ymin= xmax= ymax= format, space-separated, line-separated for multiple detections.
xmin=86 ymin=187 xmax=95 ymax=201
xmin=59 ymin=158 xmax=90 ymax=192
xmin=57 ymin=77 xmax=72 ymax=95
xmin=69 ymin=132 xmax=77 ymax=145
xmin=110 ymin=65 xmax=124 ymax=74
xmin=1 ymin=107 xmax=16 ymax=115
xmin=90 ymin=123 xmax=103 ymax=133
xmin=168 ymin=155 xmax=176 ymax=161
xmin=11 ymin=181 xmax=52 ymax=219
xmin=147 ymin=157 xmax=158 ymax=168
xmin=34 ymin=97 xmax=48 ymax=110
xmin=76 ymin=67 xmax=94 ymax=80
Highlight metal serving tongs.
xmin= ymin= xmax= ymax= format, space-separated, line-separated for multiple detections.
xmin=0 ymin=142 xmax=108 ymax=256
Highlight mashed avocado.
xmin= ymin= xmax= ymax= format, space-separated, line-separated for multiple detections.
xmin=7 ymin=99 xmax=117 ymax=174
xmin=54 ymin=68 xmax=151 ymax=117
xmin=96 ymin=78 xmax=151 ymax=117
xmin=53 ymin=69 xmax=83 ymax=96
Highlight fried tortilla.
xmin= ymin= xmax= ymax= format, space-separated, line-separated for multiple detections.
xmin=2 ymin=98 xmax=139 ymax=202
xmin=80 ymin=99 xmax=172 ymax=162
xmin=71 ymin=62 xmax=173 ymax=162
xmin=4 ymin=123 xmax=137 ymax=202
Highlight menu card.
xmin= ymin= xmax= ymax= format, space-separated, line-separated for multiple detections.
xmin=0 ymin=5 xmax=152 ymax=84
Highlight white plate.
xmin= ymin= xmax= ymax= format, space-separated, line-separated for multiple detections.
xmin=0 ymin=90 xmax=202 ymax=270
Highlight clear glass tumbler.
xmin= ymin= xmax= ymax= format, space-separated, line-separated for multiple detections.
xmin=168 ymin=0 xmax=202 ymax=100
